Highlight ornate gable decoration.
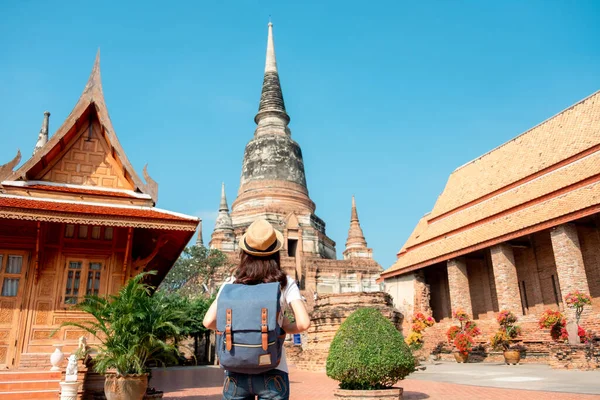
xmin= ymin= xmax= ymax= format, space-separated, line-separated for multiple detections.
xmin=8 ymin=51 xmax=159 ymax=203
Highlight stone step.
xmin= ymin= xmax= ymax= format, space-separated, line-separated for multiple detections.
xmin=0 ymin=390 xmax=58 ymax=400
xmin=0 ymin=379 xmax=60 ymax=392
xmin=0 ymin=371 xmax=61 ymax=381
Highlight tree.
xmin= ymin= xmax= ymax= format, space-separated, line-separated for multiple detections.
xmin=159 ymin=245 xmax=232 ymax=297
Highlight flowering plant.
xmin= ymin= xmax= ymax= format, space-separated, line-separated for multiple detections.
xmin=405 ymin=331 xmax=423 ymax=348
xmin=446 ymin=325 xmax=461 ymax=341
xmin=558 ymin=326 xmax=594 ymax=344
xmin=453 ymin=310 xmax=470 ymax=322
xmin=446 ymin=309 xmax=480 ymax=356
xmin=538 ymin=309 xmax=564 ymax=329
xmin=565 ymin=291 xmax=592 ymax=325
xmin=405 ymin=312 xmax=435 ymax=350
xmin=490 ymin=310 xmax=521 ymax=351
xmin=538 ymin=309 xmax=566 ymax=341
xmin=453 ymin=333 xmax=473 ymax=356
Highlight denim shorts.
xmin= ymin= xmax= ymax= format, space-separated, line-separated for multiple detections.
xmin=222 ymin=369 xmax=289 ymax=400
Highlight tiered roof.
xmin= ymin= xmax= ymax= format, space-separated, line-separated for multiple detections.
xmin=382 ymin=90 xmax=600 ymax=278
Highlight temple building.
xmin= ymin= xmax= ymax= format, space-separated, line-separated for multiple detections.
xmin=208 ymin=23 xmax=382 ymax=297
xmin=0 ymin=52 xmax=199 ymax=371
xmin=382 ymin=90 xmax=600 ymax=348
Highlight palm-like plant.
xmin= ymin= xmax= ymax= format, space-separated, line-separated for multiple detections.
xmin=55 ymin=271 xmax=184 ymax=376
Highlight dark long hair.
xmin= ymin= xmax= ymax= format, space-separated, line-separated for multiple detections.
xmin=234 ymin=250 xmax=287 ymax=289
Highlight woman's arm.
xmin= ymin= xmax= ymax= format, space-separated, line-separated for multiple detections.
xmin=202 ymin=299 xmax=218 ymax=331
xmin=282 ymin=299 xmax=311 ymax=334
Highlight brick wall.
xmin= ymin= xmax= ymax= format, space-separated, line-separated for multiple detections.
xmin=467 ymin=257 xmax=495 ymax=319
xmin=425 ymin=264 xmax=452 ymax=321
xmin=447 ymin=257 xmax=472 ymax=316
xmin=532 ymin=231 xmax=563 ymax=308
xmin=577 ymin=224 xmax=600 ymax=300
xmin=514 ymin=245 xmax=545 ymax=314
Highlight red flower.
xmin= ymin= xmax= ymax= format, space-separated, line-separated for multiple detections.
xmin=453 ymin=333 xmax=474 ymax=354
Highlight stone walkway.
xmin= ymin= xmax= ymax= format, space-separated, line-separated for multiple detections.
xmin=151 ymin=365 xmax=600 ymax=400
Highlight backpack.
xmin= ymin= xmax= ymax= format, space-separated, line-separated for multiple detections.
xmin=216 ymin=281 xmax=285 ymax=374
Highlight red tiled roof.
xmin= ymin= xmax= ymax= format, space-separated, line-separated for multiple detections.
xmin=0 ymin=196 xmax=196 ymax=223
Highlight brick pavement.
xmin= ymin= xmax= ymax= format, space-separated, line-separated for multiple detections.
xmin=151 ymin=366 xmax=600 ymax=400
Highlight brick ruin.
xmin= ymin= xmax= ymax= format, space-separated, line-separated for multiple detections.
xmin=382 ymin=90 xmax=600 ymax=365
xmin=288 ymin=292 xmax=403 ymax=371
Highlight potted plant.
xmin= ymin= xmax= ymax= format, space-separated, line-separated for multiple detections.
xmin=55 ymin=272 xmax=183 ymax=400
xmin=326 ymin=308 xmax=415 ymax=399
xmin=405 ymin=312 xmax=435 ymax=352
xmin=446 ymin=309 xmax=481 ymax=363
xmin=490 ymin=310 xmax=522 ymax=364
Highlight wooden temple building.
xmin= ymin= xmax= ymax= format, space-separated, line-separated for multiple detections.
xmin=0 ymin=51 xmax=199 ymax=374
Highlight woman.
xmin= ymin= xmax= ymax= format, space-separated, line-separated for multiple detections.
xmin=203 ymin=218 xmax=311 ymax=400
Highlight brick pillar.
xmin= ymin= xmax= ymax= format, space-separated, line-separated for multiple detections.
xmin=447 ymin=258 xmax=472 ymax=317
xmin=490 ymin=243 xmax=523 ymax=315
xmin=414 ymin=270 xmax=432 ymax=316
xmin=550 ymin=224 xmax=591 ymax=315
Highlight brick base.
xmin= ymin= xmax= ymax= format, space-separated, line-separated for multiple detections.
xmin=549 ymin=343 xmax=600 ymax=370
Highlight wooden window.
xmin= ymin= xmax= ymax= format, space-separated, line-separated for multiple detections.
xmin=63 ymin=259 xmax=104 ymax=305
xmin=104 ymin=227 xmax=114 ymax=240
xmin=1 ymin=254 xmax=23 ymax=297
xmin=91 ymin=226 xmax=102 ymax=240
xmin=65 ymin=224 xmax=75 ymax=238
xmin=78 ymin=225 xmax=89 ymax=239
xmin=86 ymin=262 xmax=102 ymax=296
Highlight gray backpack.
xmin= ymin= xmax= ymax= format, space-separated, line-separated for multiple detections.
xmin=216 ymin=282 xmax=285 ymax=374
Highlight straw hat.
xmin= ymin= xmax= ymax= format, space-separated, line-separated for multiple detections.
xmin=239 ymin=219 xmax=284 ymax=256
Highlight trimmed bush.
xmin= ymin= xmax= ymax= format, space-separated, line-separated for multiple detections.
xmin=326 ymin=308 xmax=415 ymax=390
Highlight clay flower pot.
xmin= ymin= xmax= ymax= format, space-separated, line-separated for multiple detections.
xmin=453 ymin=352 xmax=469 ymax=363
xmin=333 ymin=387 xmax=403 ymax=400
xmin=503 ymin=350 xmax=521 ymax=365
xmin=104 ymin=373 xmax=148 ymax=400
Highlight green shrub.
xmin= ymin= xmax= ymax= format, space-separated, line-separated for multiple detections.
xmin=326 ymin=308 xmax=415 ymax=390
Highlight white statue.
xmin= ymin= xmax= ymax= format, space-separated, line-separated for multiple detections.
xmin=65 ymin=354 xmax=78 ymax=382
xmin=78 ymin=336 xmax=87 ymax=353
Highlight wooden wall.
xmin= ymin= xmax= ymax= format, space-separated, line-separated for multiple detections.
xmin=0 ymin=219 xmax=134 ymax=369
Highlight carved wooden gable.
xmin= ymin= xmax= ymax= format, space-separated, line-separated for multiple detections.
xmin=38 ymin=118 xmax=133 ymax=190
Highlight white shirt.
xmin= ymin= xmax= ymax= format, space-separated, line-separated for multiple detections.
xmin=217 ymin=275 xmax=302 ymax=373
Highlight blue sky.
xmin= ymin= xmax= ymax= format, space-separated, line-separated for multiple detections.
xmin=1 ymin=1 xmax=599 ymax=269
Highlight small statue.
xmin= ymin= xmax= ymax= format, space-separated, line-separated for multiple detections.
xmin=65 ymin=354 xmax=78 ymax=382
xmin=78 ymin=336 xmax=87 ymax=352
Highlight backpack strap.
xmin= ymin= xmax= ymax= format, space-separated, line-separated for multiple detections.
xmin=261 ymin=308 xmax=268 ymax=351
xmin=226 ymin=309 xmax=233 ymax=351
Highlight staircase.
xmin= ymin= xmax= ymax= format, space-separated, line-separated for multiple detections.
xmin=0 ymin=370 xmax=61 ymax=399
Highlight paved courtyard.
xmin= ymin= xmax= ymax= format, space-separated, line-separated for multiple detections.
xmin=151 ymin=363 xmax=600 ymax=400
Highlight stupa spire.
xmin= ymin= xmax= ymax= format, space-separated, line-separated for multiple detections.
xmin=219 ymin=182 xmax=229 ymax=212
xmin=254 ymin=22 xmax=290 ymax=136
xmin=214 ymin=183 xmax=233 ymax=231
xmin=210 ymin=183 xmax=236 ymax=252
xmin=33 ymin=111 xmax=50 ymax=155
xmin=195 ymin=221 xmax=204 ymax=247
xmin=343 ymin=196 xmax=372 ymax=260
